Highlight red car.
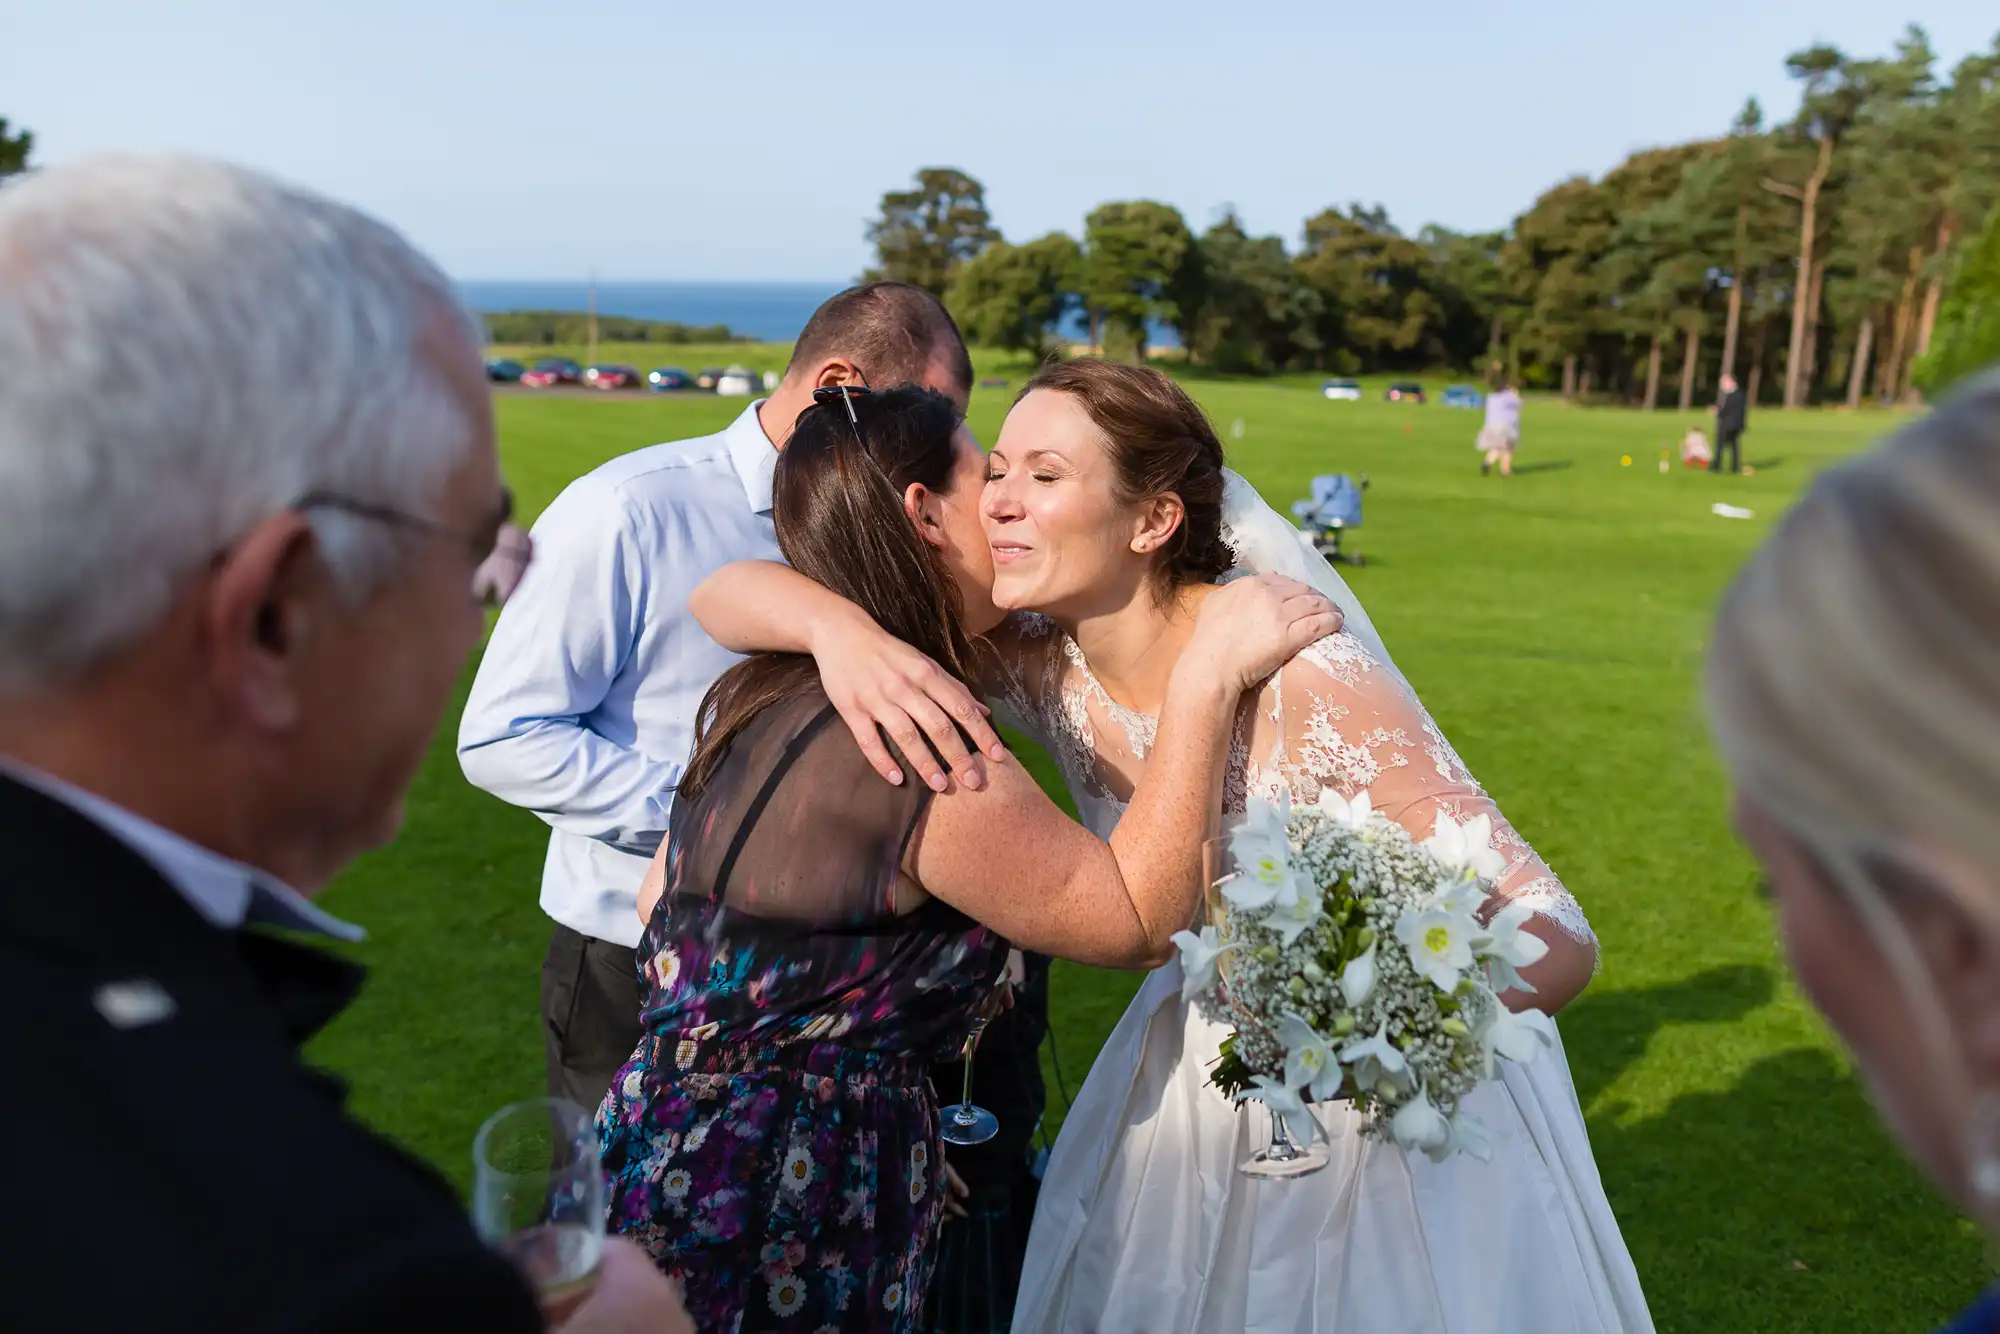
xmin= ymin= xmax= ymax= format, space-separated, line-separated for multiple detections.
xmin=582 ymin=363 xmax=642 ymax=390
xmin=520 ymin=357 xmax=581 ymax=388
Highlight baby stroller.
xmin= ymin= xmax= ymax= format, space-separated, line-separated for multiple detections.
xmin=1290 ymin=473 xmax=1369 ymax=567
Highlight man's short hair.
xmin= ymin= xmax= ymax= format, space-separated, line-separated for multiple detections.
xmin=786 ymin=282 xmax=973 ymax=397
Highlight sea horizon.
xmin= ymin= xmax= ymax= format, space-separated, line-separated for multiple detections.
xmin=458 ymin=277 xmax=1181 ymax=349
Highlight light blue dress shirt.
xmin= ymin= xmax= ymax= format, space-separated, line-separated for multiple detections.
xmin=457 ymin=402 xmax=781 ymax=948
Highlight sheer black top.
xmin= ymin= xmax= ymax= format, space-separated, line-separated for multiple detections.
xmin=637 ymin=687 xmax=1010 ymax=1063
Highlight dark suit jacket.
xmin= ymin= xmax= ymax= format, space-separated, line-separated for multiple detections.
xmin=1717 ymin=387 xmax=1749 ymax=436
xmin=0 ymin=774 xmax=543 ymax=1333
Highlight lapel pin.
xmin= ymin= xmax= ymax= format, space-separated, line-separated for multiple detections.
xmin=94 ymin=978 xmax=178 ymax=1029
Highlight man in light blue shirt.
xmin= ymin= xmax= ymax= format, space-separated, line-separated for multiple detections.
xmin=458 ymin=282 xmax=976 ymax=1111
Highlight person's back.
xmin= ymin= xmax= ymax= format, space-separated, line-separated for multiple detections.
xmin=633 ymin=685 xmax=1006 ymax=1060
xmin=1485 ymin=386 xmax=1522 ymax=434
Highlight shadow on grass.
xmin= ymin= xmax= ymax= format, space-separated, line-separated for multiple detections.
xmin=1563 ymin=963 xmax=1774 ymax=1105
xmin=1561 ymin=966 xmax=1986 ymax=1331
xmin=1507 ymin=459 xmax=1576 ymax=476
xmin=1745 ymin=457 xmax=1787 ymax=471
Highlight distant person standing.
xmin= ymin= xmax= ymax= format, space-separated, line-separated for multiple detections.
xmin=1479 ymin=379 xmax=1523 ymax=476
xmin=1711 ymin=373 xmax=1748 ymax=474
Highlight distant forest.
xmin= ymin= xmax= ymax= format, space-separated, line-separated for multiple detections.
xmin=866 ymin=26 xmax=2000 ymax=406
xmin=482 ymin=310 xmax=745 ymax=345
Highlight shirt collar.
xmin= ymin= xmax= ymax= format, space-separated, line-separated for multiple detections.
xmin=0 ymin=759 xmax=364 ymax=942
xmin=724 ymin=399 xmax=779 ymax=515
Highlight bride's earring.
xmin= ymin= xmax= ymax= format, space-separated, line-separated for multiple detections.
xmin=1967 ymin=1088 xmax=2000 ymax=1204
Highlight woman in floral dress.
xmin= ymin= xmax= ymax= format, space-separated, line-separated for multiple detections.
xmin=597 ymin=384 xmax=1339 ymax=1332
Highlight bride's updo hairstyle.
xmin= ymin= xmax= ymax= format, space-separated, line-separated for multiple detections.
xmin=1705 ymin=372 xmax=2000 ymax=1216
xmin=1018 ymin=360 xmax=1232 ymax=594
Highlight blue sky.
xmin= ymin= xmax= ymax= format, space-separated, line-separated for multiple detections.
xmin=5 ymin=0 xmax=1993 ymax=281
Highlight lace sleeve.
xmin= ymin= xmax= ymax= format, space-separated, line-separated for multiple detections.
xmin=979 ymin=613 xmax=1069 ymax=755
xmin=1244 ymin=634 xmax=1598 ymax=951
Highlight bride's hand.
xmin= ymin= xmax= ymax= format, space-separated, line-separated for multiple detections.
xmin=1180 ymin=574 xmax=1342 ymax=695
xmin=813 ymin=611 xmax=1007 ymax=792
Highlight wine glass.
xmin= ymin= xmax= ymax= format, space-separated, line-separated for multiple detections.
xmin=939 ymin=1013 xmax=1000 ymax=1146
xmin=1205 ymin=833 xmax=1331 ymax=1179
xmin=1240 ymin=1101 xmax=1330 ymax=1179
xmin=472 ymin=1098 xmax=606 ymax=1322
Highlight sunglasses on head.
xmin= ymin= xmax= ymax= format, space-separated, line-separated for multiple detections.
xmin=811 ymin=383 xmax=872 ymax=426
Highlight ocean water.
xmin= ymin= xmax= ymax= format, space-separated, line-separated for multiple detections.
xmin=458 ymin=281 xmax=846 ymax=342
xmin=457 ymin=278 xmax=1178 ymax=348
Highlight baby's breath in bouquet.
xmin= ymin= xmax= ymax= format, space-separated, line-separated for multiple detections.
xmin=1172 ymin=789 xmax=1556 ymax=1162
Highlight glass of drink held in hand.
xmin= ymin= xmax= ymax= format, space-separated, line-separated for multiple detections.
xmin=472 ymin=1098 xmax=607 ymax=1322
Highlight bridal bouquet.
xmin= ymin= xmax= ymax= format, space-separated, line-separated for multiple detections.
xmin=1173 ymin=789 xmax=1556 ymax=1163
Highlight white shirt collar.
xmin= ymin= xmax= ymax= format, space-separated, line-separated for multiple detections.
xmin=0 ymin=759 xmax=364 ymax=942
xmin=724 ymin=399 xmax=779 ymax=515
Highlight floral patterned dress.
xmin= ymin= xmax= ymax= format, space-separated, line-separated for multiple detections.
xmin=599 ymin=688 xmax=1010 ymax=1333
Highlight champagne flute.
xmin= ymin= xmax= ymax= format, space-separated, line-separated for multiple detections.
xmin=939 ymin=1012 xmax=1000 ymax=1146
xmin=472 ymin=1097 xmax=606 ymax=1322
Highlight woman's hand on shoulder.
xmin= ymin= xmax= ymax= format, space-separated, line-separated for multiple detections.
xmin=814 ymin=612 xmax=1006 ymax=793
xmin=1179 ymin=573 xmax=1343 ymax=697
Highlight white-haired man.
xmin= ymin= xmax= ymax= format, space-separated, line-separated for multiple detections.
xmin=0 ymin=155 xmax=687 ymax=1333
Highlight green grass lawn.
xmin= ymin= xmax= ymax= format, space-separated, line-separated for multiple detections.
xmin=309 ymin=354 xmax=1983 ymax=1332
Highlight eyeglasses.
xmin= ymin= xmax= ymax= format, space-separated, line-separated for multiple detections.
xmin=295 ymin=488 xmax=533 ymax=607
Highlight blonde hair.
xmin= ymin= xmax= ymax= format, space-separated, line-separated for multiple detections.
xmin=1705 ymin=370 xmax=2000 ymax=884
xmin=1706 ymin=372 xmax=2000 ymax=1214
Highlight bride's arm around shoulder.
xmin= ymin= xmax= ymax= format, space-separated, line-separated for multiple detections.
xmin=1251 ymin=632 xmax=1600 ymax=1014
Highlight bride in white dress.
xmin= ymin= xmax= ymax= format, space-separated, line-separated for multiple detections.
xmin=691 ymin=360 xmax=1652 ymax=1333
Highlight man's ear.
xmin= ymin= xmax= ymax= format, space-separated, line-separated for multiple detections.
xmin=904 ymin=482 xmax=948 ymax=551
xmin=812 ymin=358 xmax=867 ymax=390
xmin=202 ymin=512 xmax=321 ymax=732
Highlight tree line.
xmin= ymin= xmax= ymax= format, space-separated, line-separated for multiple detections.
xmin=865 ymin=26 xmax=2000 ymax=406
xmin=482 ymin=310 xmax=742 ymax=346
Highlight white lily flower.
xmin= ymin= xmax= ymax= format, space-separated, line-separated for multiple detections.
xmin=1478 ymin=1002 xmax=1556 ymax=1069
xmin=1170 ymin=925 xmax=1233 ymax=1002
xmin=1395 ymin=899 xmax=1481 ymax=993
xmin=1278 ymin=1013 xmax=1345 ymax=1103
xmin=1261 ymin=882 xmax=1324 ymax=946
xmin=1339 ymin=1019 xmax=1409 ymax=1091
xmin=1423 ymin=811 xmax=1508 ymax=884
xmin=1338 ymin=939 xmax=1378 ymax=1007
xmin=1388 ymin=1083 xmax=1451 ymax=1155
xmin=1223 ymin=794 xmax=1302 ymax=910
xmin=1314 ymin=788 xmax=1375 ymax=831
xmin=1437 ymin=1107 xmax=1494 ymax=1163
xmin=1237 ymin=1073 xmax=1319 ymax=1148
xmin=1476 ymin=898 xmax=1550 ymax=995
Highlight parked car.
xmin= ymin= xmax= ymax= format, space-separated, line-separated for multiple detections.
xmin=520 ymin=357 xmax=582 ymax=388
xmin=716 ymin=365 xmax=758 ymax=397
xmin=1384 ymin=381 xmax=1426 ymax=404
xmin=1320 ymin=377 xmax=1362 ymax=402
xmin=695 ymin=367 xmax=727 ymax=390
xmin=485 ymin=358 xmax=525 ymax=383
xmin=1441 ymin=384 xmax=1484 ymax=409
xmin=582 ymin=363 xmax=642 ymax=390
xmin=647 ymin=366 xmax=694 ymax=392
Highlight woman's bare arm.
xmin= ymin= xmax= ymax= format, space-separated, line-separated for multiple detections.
xmin=911 ymin=576 xmax=1341 ymax=967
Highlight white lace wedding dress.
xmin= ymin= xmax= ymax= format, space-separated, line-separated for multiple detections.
xmin=991 ymin=616 xmax=1653 ymax=1334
